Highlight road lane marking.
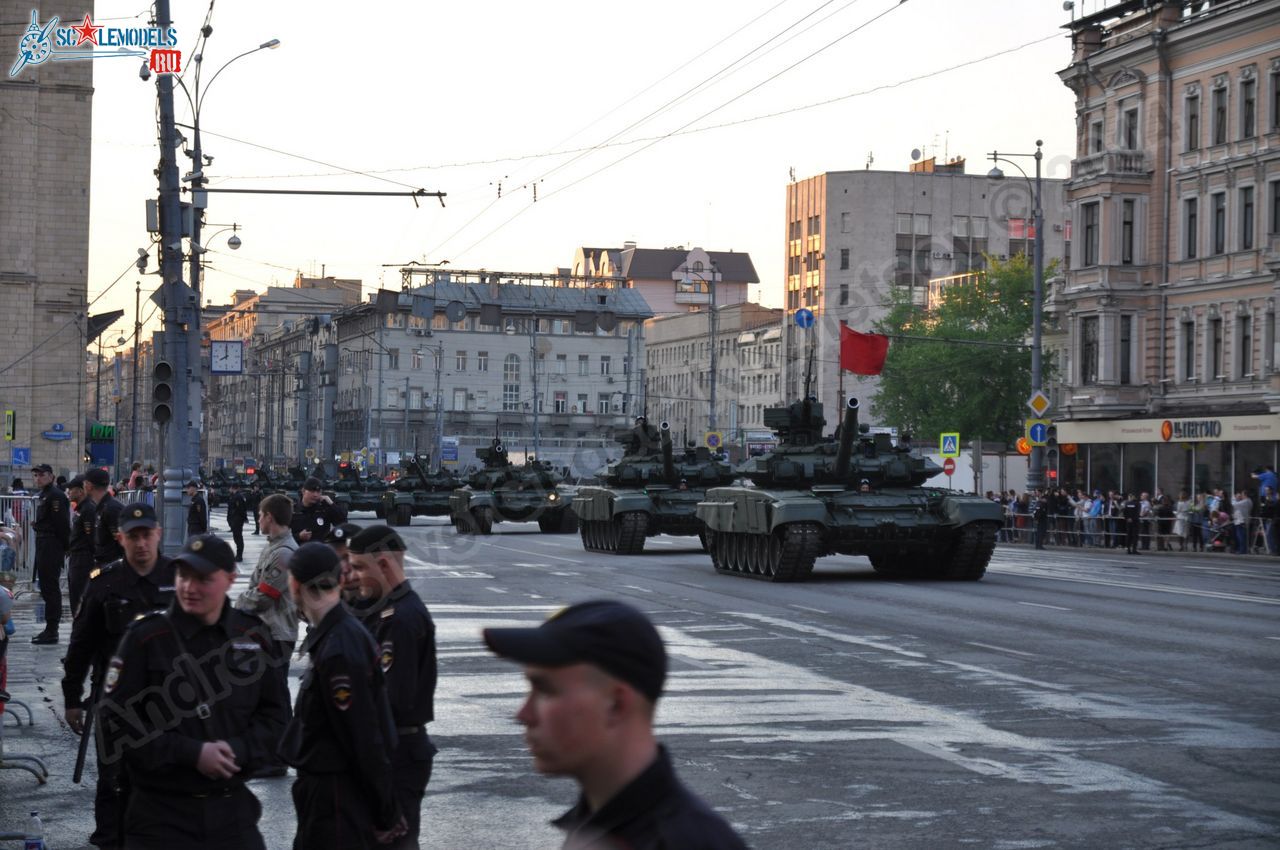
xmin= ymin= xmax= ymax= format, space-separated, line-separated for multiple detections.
xmin=622 ymin=585 xmax=654 ymax=593
xmin=477 ymin=541 xmax=583 ymax=564
xmin=992 ymin=566 xmax=1280 ymax=605
xmin=967 ymin=641 xmax=1038 ymax=658
xmin=1265 ymin=636 xmax=1280 ymax=641
xmin=789 ymin=604 xmax=830 ymax=615
xmin=484 ymin=586 xmax=508 ymax=594
xmin=731 ymin=613 xmax=927 ymax=659
xmin=1018 ymin=601 xmax=1072 ymax=611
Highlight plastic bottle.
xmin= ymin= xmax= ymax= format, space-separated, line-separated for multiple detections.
xmin=25 ymin=811 xmax=45 ymax=850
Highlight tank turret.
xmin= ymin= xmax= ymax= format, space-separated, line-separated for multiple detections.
xmin=476 ymin=439 xmax=511 ymax=469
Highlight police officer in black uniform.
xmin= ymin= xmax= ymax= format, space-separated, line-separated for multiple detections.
xmin=186 ymin=479 xmax=208 ymax=538
xmin=63 ymin=502 xmax=176 ymax=850
xmin=85 ymin=468 xmax=124 ymax=568
xmin=326 ymin=522 xmax=366 ymax=609
xmin=30 ymin=462 xmax=70 ymax=644
xmin=226 ymin=481 xmax=250 ymax=562
xmin=279 ymin=542 xmax=405 ymax=848
xmin=66 ymin=474 xmax=96 ymax=617
xmin=291 ymin=477 xmax=348 ymax=545
xmin=347 ymin=525 xmax=438 ymax=849
xmin=97 ymin=534 xmax=289 ymax=850
xmin=1123 ymin=492 xmax=1142 ymax=554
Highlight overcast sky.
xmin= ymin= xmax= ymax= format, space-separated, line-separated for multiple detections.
xmin=84 ymin=0 xmax=1082 ymax=342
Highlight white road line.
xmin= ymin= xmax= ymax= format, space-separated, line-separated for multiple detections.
xmin=993 ymin=565 xmax=1280 ymax=605
xmin=622 ymin=585 xmax=654 ymax=593
xmin=967 ymin=641 xmax=1038 ymax=658
xmin=484 ymin=586 xmax=508 ymax=594
xmin=1265 ymin=636 xmax=1280 ymax=641
xmin=789 ymin=604 xmax=830 ymax=615
xmin=478 ymin=541 xmax=583 ymax=564
xmin=1018 ymin=601 xmax=1072 ymax=611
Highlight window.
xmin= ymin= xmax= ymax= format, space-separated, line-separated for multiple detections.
xmin=840 ymin=212 xmax=850 ymax=233
xmin=502 ymin=354 xmax=520 ymax=411
xmin=1273 ymin=181 xmax=1280 ymax=235
xmin=1241 ymin=77 xmax=1256 ymax=138
xmin=1089 ymin=118 xmax=1104 ymax=153
xmin=840 ymin=248 xmax=850 ymax=270
xmin=576 ymin=393 xmax=588 ymax=413
xmin=1212 ymin=86 xmax=1227 ymax=145
xmin=1119 ymin=314 xmax=1133 ymax=385
xmin=971 ymin=217 xmax=988 ymax=238
xmin=555 ymin=354 xmax=567 ymax=375
xmin=578 ymin=354 xmax=590 ymax=376
xmin=554 ymin=391 xmax=568 ymax=414
xmin=1080 ymin=316 xmax=1099 ymax=386
xmin=895 ymin=214 xmax=912 ymax=234
xmin=839 ymin=283 xmax=849 ymax=306
xmin=1186 ymin=93 xmax=1200 ymax=151
xmin=789 ymin=220 xmax=801 ymax=240
xmin=1211 ymin=317 xmax=1224 ymax=377
xmin=385 ymin=348 xmax=400 ymax=371
xmin=410 ymin=350 xmax=422 ymax=370
xmin=455 ymin=350 xmax=466 ymax=371
xmin=1238 ymin=310 xmax=1253 ymax=376
xmin=477 ymin=351 xmax=489 ymax=372
xmin=1121 ymin=199 xmax=1135 ymax=265
xmin=600 ymin=356 xmax=611 ymax=376
xmin=1185 ymin=198 xmax=1198 ymax=259
xmin=474 ymin=390 xmax=488 ymax=411
xmin=1122 ymin=106 xmax=1139 ymax=149
xmin=597 ymin=393 xmax=611 ymax=415
xmin=953 ymin=216 xmax=969 ymax=237
xmin=913 ymin=214 xmax=931 ymax=235
xmin=1182 ymin=319 xmax=1196 ymax=381
xmin=1273 ymin=68 xmax=1280 ymax=132
xmin=1240 ymin=186 xmax=1255 ymax=250
xmin=1082 ymin=202 xmax=1099 ymax=266
xmin=385 ymin=387 xmax=399 ymax=409
xmin=1212 ymin=192 xmax=1226 ymax=255
xmin=432 ymin=313 xmax=448 ymax=330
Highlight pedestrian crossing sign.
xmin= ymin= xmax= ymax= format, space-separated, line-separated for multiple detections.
xmin=940 ymin=432 xmax=960 ymax=458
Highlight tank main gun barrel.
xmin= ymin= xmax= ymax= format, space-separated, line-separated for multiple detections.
xmin=660 ymin=421 xmax=676 ymax=483
xmin=834 ymin=398 xmax=860 ymax=481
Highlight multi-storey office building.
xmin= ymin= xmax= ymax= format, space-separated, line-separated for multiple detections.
xmin=572 ymin=243 xmax=758 ymax=316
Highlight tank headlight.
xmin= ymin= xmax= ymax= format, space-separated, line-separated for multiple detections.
xmin=548 ymin=492 xmax=559 ymax=502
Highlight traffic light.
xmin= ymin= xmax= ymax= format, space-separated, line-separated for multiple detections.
xmin=152 ymin=360 xmax=174 ymax=423
xmin=1045 ymin=424 xmax=1058 ymax=451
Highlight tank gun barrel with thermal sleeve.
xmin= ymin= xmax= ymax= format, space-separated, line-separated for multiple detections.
xmin=833 ymin=397 xmax=859 ymax=481
xmin=660 ymin=421 xmax=676 ymax=484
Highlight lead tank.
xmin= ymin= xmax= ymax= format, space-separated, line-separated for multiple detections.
xmin=449 ymin=439 xmax=577 ymax=534
xmin=695 ymin=398 xmax=1004 ymax=581
xmin=575 ymin=417 xmax=737 ymax=554
xmin=383 ymin=454 xmax=460 ymax=526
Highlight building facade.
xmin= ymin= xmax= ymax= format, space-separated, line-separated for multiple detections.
xmin=572 ymin=243 xmax=758 ymax=316
xmin=1051 ymin=0 xmax=1279 ymax=497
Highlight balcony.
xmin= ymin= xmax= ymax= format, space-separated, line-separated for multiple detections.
xmin=1070 ymin=149 xmax=1151 ymax=183
xmin=674 ymin=290 xmax=711 ymax=305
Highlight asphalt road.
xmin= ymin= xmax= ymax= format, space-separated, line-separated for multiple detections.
xmin=3 ymin=514 xmax=1277 ymax=849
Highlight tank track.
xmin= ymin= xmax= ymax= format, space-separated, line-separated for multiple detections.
xmin=579 ymin=512 xmax=647 ymax=553
xmin=709 ymin=522 xmax=821 ymax=582
xmin=935 ymin=523 xmax=996 ymax=580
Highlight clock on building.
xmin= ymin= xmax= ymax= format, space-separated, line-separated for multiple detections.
xmin=210 ymin=339 xmax=245 ymax=375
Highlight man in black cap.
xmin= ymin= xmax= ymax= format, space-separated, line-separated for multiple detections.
xmin=291 ymin=477 xmax=348 ymax=545
xmin=97 ymin=534 xmax=289 ymax=850
xmin=66 ymin=474 xmax=96 ymax=617
xmin=348 ymin=525 xmax=438 ymax=849
xmin=279 ymin=542 xmax=404 ymax=848
xmin=225 ymin=481 xmax=250 ymax=561
xmin=326 ymin=522 xmax=365 ymax=609
xmin=484 ymin=601 xmax=747 ymax=850
xmin=186 ymin=480 xmax=208 ymax=538
xmin=29 ymin=462 xmax=70 ymax=644
xmin=85 ymin=468 xmax=124 ymax=568
xmin=63 ymin=502 xmax=177 ymax=850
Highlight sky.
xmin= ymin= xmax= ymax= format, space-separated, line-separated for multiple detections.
xmin=83 ymin=0 xmax=1084 ymax=345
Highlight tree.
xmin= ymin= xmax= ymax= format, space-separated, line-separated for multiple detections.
xmin=870 ymin=255 xmax=1054 ymax=446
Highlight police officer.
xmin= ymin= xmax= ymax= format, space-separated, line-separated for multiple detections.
xmin=30 ymin=462 xmax=70 ymax=645
xmin=291 ymin=477 xmax=348 ymax=545
xmin=186 ymin=479 xmax=208 ymax=538
xmin=1032 ymin=490 xmax=1049 ymax=551
xmin=85 ymin=468 xmax=124 ymax=568
xmin=1123 ymin=492 xmax=1142 ymax=554
xmin=97 ymin=534 xmax=289 ymax=850
xmin=66 ymin=474 xmax=96 ymax=617
xmin=249 ymin=482 xmax=263 ymax=534
xmin=326 ymin=523 xmax=365 ymax=609
xmin=226 ymin=481 xmax=250 ymax=562
xmin=63 ymin=502 xmax=176 ymax=850
xmin=348 ymin=525 xmax=438 ymax=849
xmin=484 ymin=601 xmax=748 ymax=850
xmin=279 ymin=542 xmax=405 ymax=848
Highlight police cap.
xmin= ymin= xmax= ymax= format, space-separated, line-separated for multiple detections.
xmin=347 ymin=524 xmax=406 ymax=555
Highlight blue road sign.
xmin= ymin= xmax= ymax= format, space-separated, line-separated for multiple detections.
xmin=1029 ymin=421 xmax=1048 ymax=444
xmin=11 ymin=446 xmax=30 ymax=466
xmin=794 ymin=308 xmax=815 ymax=329
xmin=939 ymin=433 xmax=960 ymax=458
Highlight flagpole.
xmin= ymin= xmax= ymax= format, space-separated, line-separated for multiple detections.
xmin=838 ymin=319 xmax=846 ymax=406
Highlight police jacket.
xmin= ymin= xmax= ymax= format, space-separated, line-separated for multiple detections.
xmin=187 ymin=492 xmax=208 ymax=536
xmin=97 ymin=601 xmax=289 ymax=795
xmin=33 ymin=482 xmax=70 ymax=545
xmin=93 ymin=493 xmax=125 ymax=564
xmin=226 ymin=491 xmax=250 ymax=526
xmin=1123 ymin=499 xmax=1141 ymax=522
xmin=279 ymin=603 xmax=401 ymax=831
xmin=290 ymin=498 xmax=349 ymax=545
xmin=359 ymin=581 xmax=437 ymax=729
xmin=62 ymin=555 xmax=176 ymax=708
xmin=69 ymin=495 xmax=97 ymax=556
xmin=553 ymin=745 xmax=748 ymax=850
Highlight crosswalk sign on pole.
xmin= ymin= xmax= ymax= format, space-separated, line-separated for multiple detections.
xmin=939 ymin=432 xmax=960 ymax=458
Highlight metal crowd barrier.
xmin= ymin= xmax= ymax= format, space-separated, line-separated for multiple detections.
xmin=0 ymin=495 xmax=36 ymax=581
xmin=999 ymin=510 xmax=1277 ymax=554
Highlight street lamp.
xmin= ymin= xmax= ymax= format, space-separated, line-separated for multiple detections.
xmin=988 ymin=139 xmax=1046 ymax=490
xmin=680 ymin=262 xmax=721 ymax=432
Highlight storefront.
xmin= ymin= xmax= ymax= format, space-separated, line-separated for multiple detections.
xmin=1056 ymin=414 xmax=1279 ymax=497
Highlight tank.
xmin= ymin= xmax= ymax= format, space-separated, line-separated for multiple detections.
xmin=332 ymin=461 xmax=389 ymax=517
xmin=695 ymin=397 xmax=1005 ymax=581
xmin=574 ymin=417 xmax=737 ymax=554
xmin=449 ymin=439 xmax=577 ymax=535
xmin=382 ymin=454 xmax=461 ymax=527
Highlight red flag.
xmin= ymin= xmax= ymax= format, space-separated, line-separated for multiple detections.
xmin=840 ymin=326 xmax=889 ymax=375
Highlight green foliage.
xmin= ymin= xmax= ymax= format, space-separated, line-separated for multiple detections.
xmin=870 ymin=255 xmax=1054 ymax=445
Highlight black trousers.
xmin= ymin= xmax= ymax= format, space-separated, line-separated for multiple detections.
xmin=229 ymin=522 xmax=245 ymax=559
xmin=124 ymin=784 xmax=264 ymax=850
xmin=92 ymin=722 xmax=128 ymax=850
xmin=389 ymin=732 xmax=437 ymax=850
xmin=68 ymin=551 xmax=94 ymax=618
xmin=292 ymin=772 xmax=379 ymax=850
xmin=34 ymin=536 xmax=65 ymax=630
xmin=1126 ymin=519 xmax=1140 ymax=552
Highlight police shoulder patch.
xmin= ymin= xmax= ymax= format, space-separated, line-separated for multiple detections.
xmin=330 ymin=674 xmax=353 ymax=711
xmin=90 ymin=567 xmax=102 ymax=580
xmin=380 ymin=606 xmax=394 ymax=619
xmin=103 ymin=657 xmax=124 ymax=694
xmin=379 ymin=641 xmax=394 ymax=673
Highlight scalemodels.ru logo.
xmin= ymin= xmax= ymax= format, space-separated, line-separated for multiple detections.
xmin=9 ymin=10 xmax=180 ymax=78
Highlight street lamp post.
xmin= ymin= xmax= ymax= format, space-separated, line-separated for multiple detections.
xmin=988 ymin=140 xmax=1046 ymax=490
xmin=681 ymin=262 xmax=721 ymax=433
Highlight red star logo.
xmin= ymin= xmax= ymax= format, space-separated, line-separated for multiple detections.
xmin=71 ymin=13 xmax=102 ymax=47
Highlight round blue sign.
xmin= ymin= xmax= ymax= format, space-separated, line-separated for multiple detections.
xmin=794 ymin=308 xmax=815 ymax=329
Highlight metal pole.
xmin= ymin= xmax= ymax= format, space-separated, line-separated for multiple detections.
xmin=130 ymin=282 xmax=140 ymax=469
xmin=432 ymin=342 xmax=444 ymax=473
xmin=530 ymin=319 xmax=540 ymax=459
xmin=94 ymin=336 xmax=102 ymax=421
xmin=1028 ymin=140 xmax=1046 ymax=490
xmin=708 ymin=266 xmax=718 ymax=432
xmin=402 ymin=375 xmax=409 ymax=455
xmin=278 ymin=362 xmax=286 ymax=466
xmin=376 ymin=320 xmax=384 ymax=471
xmin=188 ymin=122 xmax=204 ymax=474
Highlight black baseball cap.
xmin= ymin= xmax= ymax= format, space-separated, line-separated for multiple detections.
xmin=302 ymin=477 xmax=324 ymax=492
xmin=484 ymin=600 xmax=667 ymax=703
xmin=31 ymin=463 xmax=53 ymax=474
xmin=84 ymin=468 xmax=110 ymax=487
xmin=173 ymin=534 xmax=235 ymax=574
xmin=66 ymin=475 xmax=86 ymax=489
xmin=347 ymin=524 xmax=406 ymax=554
xmin=289 ymin=541 xmax=342 ymax=587
xmin=327 ymin=522 xmax=362 ymax=545
xmin=119 ymin=502 xmax=158 ymax=532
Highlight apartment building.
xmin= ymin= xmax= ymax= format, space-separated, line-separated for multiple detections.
xmin=572 ymin=243 xmax=758 ymax=316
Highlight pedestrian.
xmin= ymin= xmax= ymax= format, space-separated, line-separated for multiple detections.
xmin=1174 ymin=490 xmax=1193 ymax=552
xmin=291 ymin=477 xmax=348 ymax=545
xmin=85 ymin=467 xmax=125 ymax=569
xmin=97 ymin=534 xmax=289 ymax=850
xmin=1032 ymin=490 xmax=1048 ymax=550
xmin=1123 ymin=492 xmax=1141 ymax=554
xmin=29 ymin=462 xmax=70 ymax=645
xmin=66 ymin=474 xmax=96 ymax=617
xmin=126 ymin=463 xmax=144 ymax=491
xmin=348 ymin=525 xmax=439 ymax=849
xmin=234 ymin=492 xmax=299 ymax=777
xmin=483 ymin=600 xmax=748 ymax=850
xmin=249 ymin=482 xmax=263 ymax=534
xmin=225 ymin=481 xmax=250 ymax=562
xmin=186 ymin=479 xmax=208 ymax=538
xmin=1231 ymin=489 xmax=1252 ymax=555
xmin=62 ymin=502 xmax=177 ymax=850
xmin=326 ymin=522 xmax=366 ymax=609
xmin=279 ymin=542 xmax=405 ymax=848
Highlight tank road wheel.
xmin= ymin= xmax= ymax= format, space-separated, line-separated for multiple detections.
xmin=745 ymin=534 xmax=762 ymax=575
xmin=472 ymin=506 xmax=494 ymax=535
xmin=733 ymin=532 xmax=750 ymax=574
xmin=938 ymin=523 xmax=997 ymax=580
xmin=394 ymin=504 xmax=413 ymax=527
xmin=763 ymin=532 xmax=783 ymax=579
xmin=708 ymin=530 xmax=728 ymax=574
xmin=587 ymin=520 xmax=602 ymax=550
xmin=615 ymin=512 xmax=647 ymax=554
xmin=453 ymin=512 xmax=476 ymax=535
xmin=771 ymin=523 xmax=821 ymax=582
